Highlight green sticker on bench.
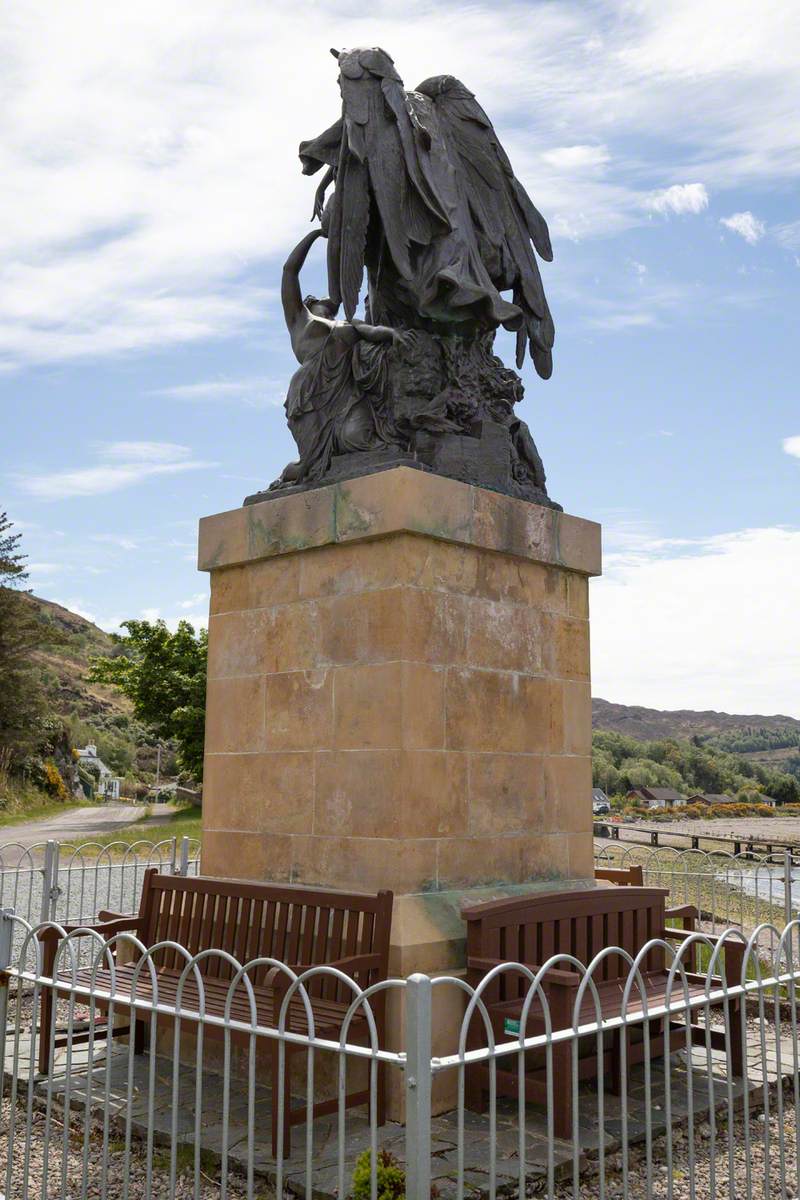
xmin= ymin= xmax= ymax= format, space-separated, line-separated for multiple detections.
xmin=504 ymin=1018 xmax=521 ymax=1035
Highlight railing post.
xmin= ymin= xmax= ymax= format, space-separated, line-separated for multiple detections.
xmin=40 ymin=840 xmax=60 ymax=923
xmin=174 ymin=837 xmax=191 ymax=877
xmin=784 ymin=848 xmax=795 ymax=930
xmin=0 ymin=908 xmax=15 ymax=1088
xmin=405 ymin=973 xmax=432 ymax=1200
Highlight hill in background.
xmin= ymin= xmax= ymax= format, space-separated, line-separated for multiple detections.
xmin=25 ymin=594 xmax=166 ymax=782
xmin=593 ymin=697 xmax=800 ymax=773
xmin=592 ymin=697 xmax=800 ymax=743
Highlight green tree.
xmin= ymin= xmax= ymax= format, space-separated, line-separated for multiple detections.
xmin=89 ymin=619 xmax=207 ymax=780
xmin=0 ymin=513 xmax=48 ymax=761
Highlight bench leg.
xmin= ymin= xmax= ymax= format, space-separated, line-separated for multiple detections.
xmin=271 ymin=1042 xmax=293 ymax=1160
xmin=38 ymin=985 xmax=54 ymax=1075
xmin=552 ymin=1041 xmax=573 ymax=1140
xmin=133 ymin=1014 xmax=145 ymax=1056
xmin=729 ymin=1000 xmax=745 ymax=1076
xmin=375 ymin=1060 xmax=387 ymax=1128
xmin=37 ymin=933 xmax=58 ymax=1075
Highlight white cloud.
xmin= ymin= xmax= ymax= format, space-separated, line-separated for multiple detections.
xmin=591 ymin=525 xmax=800 ymax=715
xmin=149 ymin=378 xmax=284 ymax=407
xmin=139 ymin=605 xmax=207 ymax=632
xmin=0 ymin=1 xmax=798 ymax=366
xmin=91 ymin=533 xmax=141 ymax=551
xmin=101 ymin=441 xmax=189 ymax=463
xmin=644 ymin=183 xmax=709 ymax=216
xmin=17 ymin=441 xmax=213 ymax=500
xmin=588 ymin=311 xmax=658 ymax=331
xmin=178 ymin=591 xmax=208 ymax=610
xmin=26 ymin=562 xmax=61 ymax=575
xmin=51 ymin=597 xmax=126 ymax=631
xmin=783 ymin=435 xmax=800 ymax=459
xmin=541 ymin=145 xmax=610 ymax=170
xmin=720 ymin=211 xmax=766 ymax=244
xmin=774 ymin=220 xmax=800 ymax=250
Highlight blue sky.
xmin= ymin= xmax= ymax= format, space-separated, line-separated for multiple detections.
xmin=2 ymin=0 xmax=799 ymax=715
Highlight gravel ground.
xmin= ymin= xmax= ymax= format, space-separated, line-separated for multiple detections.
xmin=0 ymin=1093 xmax=795 ymax=1199
xmin=0 ymin=1099 xmax=261 ymax=1199
xmin=1 ymin=997 xmax=797 ymax=1198
xmin=554 ymin=1104 xmax=798 ymax=1200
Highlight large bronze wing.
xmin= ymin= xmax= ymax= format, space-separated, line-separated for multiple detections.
xmin=324 ymin=47 xmax=450 ymax=320
xmin=416 ymin=75 xmax=555 ymax=377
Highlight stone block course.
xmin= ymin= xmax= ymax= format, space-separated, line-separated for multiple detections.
xmin=200 ymin=469 xmax=601 ymax=909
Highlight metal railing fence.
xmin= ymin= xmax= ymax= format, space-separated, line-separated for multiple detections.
xmin=0 ymin=837 xmax=201 ymax=927
xmin=595 ymin=839 xmax=799 ymax=935
xmin=0 ymin=910 xmax=797 ymax=1199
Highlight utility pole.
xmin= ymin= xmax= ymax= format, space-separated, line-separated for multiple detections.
xmin=155 ymin=743 xmax=162 ymax=789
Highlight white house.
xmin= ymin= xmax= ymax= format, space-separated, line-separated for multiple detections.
xmin=76 ymin=744 xmax=121 ymax=801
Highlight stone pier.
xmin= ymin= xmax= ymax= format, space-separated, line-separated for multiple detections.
xmin=198 ymin=465 xmax=601 ymax=1114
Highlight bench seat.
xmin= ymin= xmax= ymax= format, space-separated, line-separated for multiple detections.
xmin=39 ymin=870 xmax=393 ymax=1157
xmin=56 ymin=962 xmax=373 ymax=1035
xmin=464 ymin=886 xmax=745 ymax=1139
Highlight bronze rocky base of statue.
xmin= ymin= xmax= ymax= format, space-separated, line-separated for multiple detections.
xmin=245 ymin=328 xmax=561 ymax=510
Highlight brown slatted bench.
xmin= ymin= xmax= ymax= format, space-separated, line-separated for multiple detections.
xmin=39 ymin=870 xmax=393 ymax=1156
xmin=595 ymin=864 xmax=644 ymax=886
xmin=464 ymin=886 xmax=744 ymax=1139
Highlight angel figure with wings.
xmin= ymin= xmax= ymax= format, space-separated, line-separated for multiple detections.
xmin=254 ymin=47 xmax=560 ymax=509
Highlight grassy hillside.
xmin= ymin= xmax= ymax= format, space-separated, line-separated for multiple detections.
xmin=24 ymin=594 xmax=168 ymax=784
xmin=593 ymin=697 xmax=800 ymax=774
xmin=592 ymin=727 xmax=800 ymax=807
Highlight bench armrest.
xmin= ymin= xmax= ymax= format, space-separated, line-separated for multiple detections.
xmin=288 ymin=953 xmax=383 ymax=977
xmin=665 ymin=904 xmax=698 ymax=923
xmin=664 ymin=924 xmax=696 ymax=941
xmin=262 ymin=953 xmax=384 ymax=993
xmin=39 ymin=916 xmax=144 ymax=941
xmin=97 ymin=910 xmax=136 ymax=923
xmin=468 ymin=955 xmax=581 ymax=988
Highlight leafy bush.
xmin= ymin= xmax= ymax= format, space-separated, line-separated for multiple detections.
xmin=593 ymin=729 xmax=800 ymax=806
xmin=352 ymin=1150 xmax=406 ymax=1200
xmin=42 ymin=760 xmax=70 ymax=803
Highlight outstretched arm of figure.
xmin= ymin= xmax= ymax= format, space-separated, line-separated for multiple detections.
xmin=350 ymin=319 xmax=419 ymax=348
xmin=311 ymin=167 xmax=334 ymax=221
xmin=281 ymin=229 xmax=324 ymax=329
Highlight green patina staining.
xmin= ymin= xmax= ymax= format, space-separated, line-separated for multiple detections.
xmin=550 ymin=507 xmax=564 ymax=567
xmin=333 ymin=483 xmax=374 ymax=542
xmin=202 ymin=539 xmax=225 ymax=570
xmin=407 ymin=512 xmax=473 ymax=544
xmin=245 ymin=499 xmax=332 ymax=560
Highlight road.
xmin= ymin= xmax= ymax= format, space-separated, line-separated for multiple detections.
xmin=0 ymin=804 xmax=177 ymax=856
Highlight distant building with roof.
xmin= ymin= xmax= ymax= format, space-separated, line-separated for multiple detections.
xmin=75 ymin=744 xmax=120 ymax=801
xmin=592 ymin=788 xmax=611 ymax=813
xmin=687 ymin=792 xmax=735 ymax=806
xmin=626 ymin=786 xmax=688 ymax=809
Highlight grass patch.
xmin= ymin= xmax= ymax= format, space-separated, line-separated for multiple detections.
xmin=77 ymin=805 xmax=203 ymax=852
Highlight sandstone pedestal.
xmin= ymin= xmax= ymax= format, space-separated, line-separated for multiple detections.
xmin=198 ymin=466 xmax=601 ymax=1114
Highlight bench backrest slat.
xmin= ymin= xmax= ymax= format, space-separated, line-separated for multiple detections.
xmin=465 ymin=886 xmax=669 ymax=1003
xmin=136 ymin=871 xmax=393 ymax=997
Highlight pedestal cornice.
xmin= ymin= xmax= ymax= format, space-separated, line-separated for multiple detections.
xmin=198 ymin=467 xmax=601 ymax=577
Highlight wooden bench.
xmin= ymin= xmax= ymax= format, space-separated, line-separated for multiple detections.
xmin=464 ymin=886 xmax=744 ymax=1139
xmin=595 ymin=864 xmax=644 ymax=886
xmin=39 ymin=871 xmax=393 ymax=1156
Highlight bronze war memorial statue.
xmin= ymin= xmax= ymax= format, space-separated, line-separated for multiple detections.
xmin=246 ymin=45 xmax=559 ymax=509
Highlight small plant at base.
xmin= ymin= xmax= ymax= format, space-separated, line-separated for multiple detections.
xmin=352 ymin=1149 xmax=406 ymax=1200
